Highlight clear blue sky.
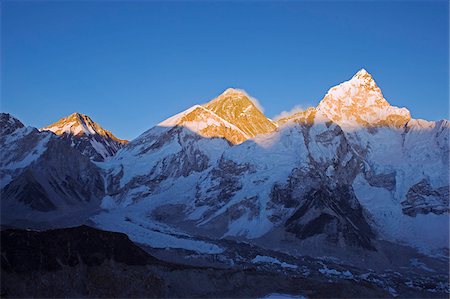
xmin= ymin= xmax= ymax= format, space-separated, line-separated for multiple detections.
xmin=1 ymin=1 xmax=448 ymax=140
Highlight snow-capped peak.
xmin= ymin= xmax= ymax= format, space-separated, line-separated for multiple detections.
xmin=209 ymin=88 xmax=258 ymax=112
xmin=41 ymin=112 xmax=127 ymax=161
xmin=349 ymin=68 xmax=383 ymax=96
xmin=352 ymin=68 xmax=371 ymax=80
xmin=316 ymin=69 xmax=411 ymax=129
xmin=42 ymin=112 xmax=127 ymax=143
xmin=152 ymin=88 xmax=277 ymax=144
xmin=204 ymin=88 xmax=276 ymax=138
xmin=42 ymin=112 xmax=95 ymax=136
xmin=0 ymin=113 xmax=25 ymax=137
xmin=222 ymin=87 xmax=247 ymax=96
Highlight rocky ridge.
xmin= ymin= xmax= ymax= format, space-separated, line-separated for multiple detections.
xmin=42 ymin=112 xmax=128 ymax=161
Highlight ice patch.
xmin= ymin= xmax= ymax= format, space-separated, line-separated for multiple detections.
xmin=251 ymin=255 xmax=298 ymax=269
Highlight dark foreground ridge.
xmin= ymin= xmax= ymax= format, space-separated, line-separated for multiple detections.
xmin=1 ymin=225 xmax=161 ymax=271
xmin=1 ymin=226 xmax=394 ymax=297
xmin=0 ymin=225 xmax=411 ymax=298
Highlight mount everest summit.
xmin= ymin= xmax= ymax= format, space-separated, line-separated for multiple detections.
xmin=1 ymin=69 xmax=449 ymax=296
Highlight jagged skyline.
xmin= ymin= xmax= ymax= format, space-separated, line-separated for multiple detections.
xmin=2 ymin=1 xmax=448 ymax=140
xmin=34 ymin=69 xmax=437 ymax=144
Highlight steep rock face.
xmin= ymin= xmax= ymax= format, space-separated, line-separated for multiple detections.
xmin=1 ymin=114 xmax=52 ymax=188
xmin=194 ymin=158 xmax=254 ymax=209
xmin=42 ymin=112 xmax=127 ymax=161
xmin=2 ymin=138 xmax=104 ymax=211
xmin=185 ymin=125 xmax=311 ymax=238
xmin=1 ymin=114 xmax=105 ymax=227
xmin=158 ymin=104 xmax=248 ymax=144
xmin=204 ymin=88 xmax=277 ymax=138
xmin=2 ymin=168 xmax=56 ymax=212
xmin=0 ymin=113 xmax=25 ymax=135
xmin=263 ymin=116 xmax=376 ymax=249
xmin=285 ymin=186 xmax=375 ymax=250
xmin=105 ymin=122 xmax=230 ymax=206
xmin=401 ymin=179 xmax=449 ymax=216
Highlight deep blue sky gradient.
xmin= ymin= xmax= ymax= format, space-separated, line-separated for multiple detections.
xmin=2 ymin=1 xmax=448 ymax=140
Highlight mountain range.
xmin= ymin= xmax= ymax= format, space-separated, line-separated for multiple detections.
xmin=1 ymin=69 xmax=448 ymax=297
